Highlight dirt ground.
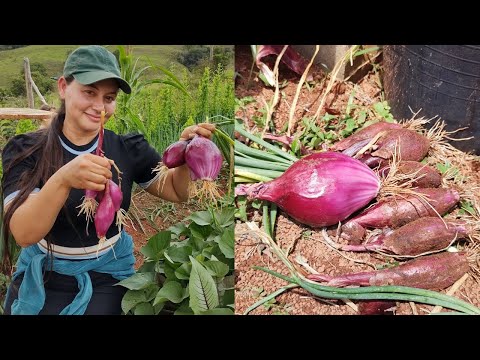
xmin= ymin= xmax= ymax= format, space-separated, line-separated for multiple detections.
xmin=125 ymin=188 xmax=203 ymax=270
xmin=234 ymin=45 xmax=480 ymax=315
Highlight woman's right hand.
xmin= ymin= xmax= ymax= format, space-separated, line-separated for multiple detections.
xmin=57 ymin=154 xmax=112 ymax=191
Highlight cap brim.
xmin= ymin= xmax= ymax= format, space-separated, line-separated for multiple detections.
xmin=73 ymin=71 xmax=131 ymax=94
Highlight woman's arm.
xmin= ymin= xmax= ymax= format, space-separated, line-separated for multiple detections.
xmin=145 ymin=164 xmax=190 ymax=202
xmin=6 ymin=153 xmax=112 ymax=247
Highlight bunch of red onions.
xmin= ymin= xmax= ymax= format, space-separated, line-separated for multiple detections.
xmin=77 ymin=111 xmax=126 ymax=256
xmin=153 ymin=134 xmax=223 ymax=202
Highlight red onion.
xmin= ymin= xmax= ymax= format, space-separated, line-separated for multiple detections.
xmin=152 ymin=140 xmax=191 ymax=193
xmin=97 ymin=189 xmax=104 ymax=203
xmin=78 ymin=111 xmax=105 ymax=229
xmin=77 ymin=189 xmax=99 ymax=234
xmin=108 ymin=179 xmax=123 ymax=211
xmin=184 ymin=135 xmax=223 ymax=202
xmin=185 ymin=135 xmax=222 ymax=181
xmin=238 ymin=151 xmax=381 ymax=227
xmin=85 ymin=189 xmax=98 ymax=200
xmin=108 ymin=178 xmax=129 ymax=233
xmin=341 ymin=217 xmax=468 ymax=255
xmin=162 ymin=140 xmax=189 ymax=168
xmin=331 ymin=122 xmax=402 ymax=152
xmin=94 ymin=181 xmax=115 ymax=242
xmin=307 ymin=252 xmax=469 ymax=290
xmin=340 ymin=187 xmax=461 ymax=243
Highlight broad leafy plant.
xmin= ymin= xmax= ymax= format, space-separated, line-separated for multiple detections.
xmin=118 ymin=205 xmax=235 ymax=315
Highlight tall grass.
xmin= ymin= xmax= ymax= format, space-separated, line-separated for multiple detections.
xmin=106 ymin=61 xmax=235 ymax=154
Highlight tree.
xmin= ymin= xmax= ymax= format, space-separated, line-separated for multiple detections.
xmin=176 ymin=45 xmax=233 ymax=71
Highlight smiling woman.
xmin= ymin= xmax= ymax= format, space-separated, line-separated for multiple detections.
xmin=1 ymin=45 xmax=215 ymax=315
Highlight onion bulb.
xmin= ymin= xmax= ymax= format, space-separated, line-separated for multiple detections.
xmin=152 ymin=140 xmax=190 ymax=193
xmin=185 ymin=135 xmax=223 ymax=202
xmin=237 ymin=151 xmax=380 ymax=227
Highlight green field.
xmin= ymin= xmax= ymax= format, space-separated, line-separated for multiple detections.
xmin=0 ymin=45 xmax=184 ymax=89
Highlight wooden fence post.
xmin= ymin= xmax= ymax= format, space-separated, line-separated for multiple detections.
xmin=23 ymin=57 xmax=49 ymax=108
xmin=23 ymin=58 xmax=34 ymax=108
xmin=30 ymin=77 xmax=49 ymax=107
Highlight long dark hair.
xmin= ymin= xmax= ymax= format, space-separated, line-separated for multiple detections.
xmin=1 ymin=78 xmax=73 ymax=273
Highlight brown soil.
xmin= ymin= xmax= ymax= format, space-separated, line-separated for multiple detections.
xmin=126 ymin=188 xmax=203 ymax=269
xmin=234 ymin=45 xmax=480 ymax=315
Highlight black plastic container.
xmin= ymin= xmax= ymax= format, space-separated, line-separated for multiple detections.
xmin=383 ymin=45 xmax=480 ymax=154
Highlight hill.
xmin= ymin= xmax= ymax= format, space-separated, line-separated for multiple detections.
xmin=0 ymin=45 xmax=184 ymax=89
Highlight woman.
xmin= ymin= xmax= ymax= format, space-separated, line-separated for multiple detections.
xmin=1 ymin=45 xmax=215 ymax=315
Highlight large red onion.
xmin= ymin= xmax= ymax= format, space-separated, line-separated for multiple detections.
xmin=185 ymin=135 xmax=222 ymax=181
xmin=238 ymin=151 xmax=381 ymax=227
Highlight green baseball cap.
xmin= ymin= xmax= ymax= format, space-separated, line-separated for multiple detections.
xmin=63 ymin=45 xmax=131 ymax=94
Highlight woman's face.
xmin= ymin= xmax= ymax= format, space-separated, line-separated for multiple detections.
xmin=58 ymin=77 xmax=119 ymax=133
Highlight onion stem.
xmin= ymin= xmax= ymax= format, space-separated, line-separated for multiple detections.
xmin=234 ymin=169 xmax=273 ymax=182
xmin=263 ymin=203 xmax=271 ymax=238
xmin=235 ymin=176 xmax=256 ymax=183
xmin=213 ymin=128 xmax=235 ymax=146
xmin=235 ymin=141 xmax=293 ymax=165
xmin=235 ymin=156 xmax=290 ymax=171
xmin=235 ymin=121 xmax=298 ymax=163
xmin=235 ymin=166 xmax=283 ymax=179
xmin=208 ymin=115 xmax=235 ymax=125
xmin=243 ymin=284 xmax=298 ymax=315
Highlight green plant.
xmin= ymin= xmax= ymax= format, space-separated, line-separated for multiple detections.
xmin=9 ymin=62 xmax=54 ymax=97
xmin=459 ymin=200 xmax=476 ymax=216
xmin=148 ymin=202 xmax=178 ymax=224
xmin=107 ymin=45 xmax=190 ymax=140
xmin=372 ymin=101 xmax=395 ymax=122
xmin=0 ymin=120 xmax=16 ymax=140
xmin=0 ymin=272 xmax=12 ymax=314
xmin=235 ymin=96 xmax=255 ymax=113
xmin=293 ymin=95 xmax=397 ymax=153
xmin=118 ymin=205 xmax=235 ymax=315
xmin=15 ymin=119 xmax=39 ymax=135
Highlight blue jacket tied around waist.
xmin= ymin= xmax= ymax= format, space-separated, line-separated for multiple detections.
xmin=9 ymin=231 xmax=135 ymax=315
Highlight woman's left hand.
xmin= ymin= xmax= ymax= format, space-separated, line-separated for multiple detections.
xmin=179 ymin=123 xmax=216 ymax=141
